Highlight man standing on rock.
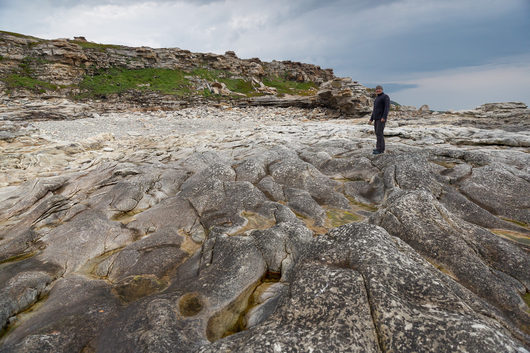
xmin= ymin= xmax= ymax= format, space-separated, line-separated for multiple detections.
xmin=369 ymin=85 xmax=390 ymax=154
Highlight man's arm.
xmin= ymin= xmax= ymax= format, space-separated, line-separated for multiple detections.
xmin=369 ymin=98 xmax=376 ymax=123
xmin=381 ymin=95 xmax=390 ymax=122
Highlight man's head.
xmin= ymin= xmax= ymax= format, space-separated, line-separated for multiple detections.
xmin=375 ymin=85 xmax=383 ymax=94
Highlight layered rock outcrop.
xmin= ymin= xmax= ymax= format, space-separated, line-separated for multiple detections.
xmin=0 ymin=32 xmax=333 ymax=91
xmin=1 ymin=31 xmax=375 ymax=117
xmin=317 ymin=77 xmax=373 ymax=116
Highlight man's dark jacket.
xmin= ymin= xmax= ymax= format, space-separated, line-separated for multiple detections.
xmin=370 ymin=93 xmax=390 ymax=121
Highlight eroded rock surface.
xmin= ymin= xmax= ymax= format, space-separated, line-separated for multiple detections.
xmin=0 ymin=103 xmax=529 ymax=352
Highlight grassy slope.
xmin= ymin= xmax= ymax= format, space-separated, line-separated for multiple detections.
xmin=0 ymin=31 xmax=318 ymax=99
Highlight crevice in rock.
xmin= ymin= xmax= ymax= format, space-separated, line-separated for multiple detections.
xmin=360 ymin=272 xmax=386 ymax=353
xmin=206 ymin=278 xmax=262 ymax=342
xmin=0 ymin=291 xmax=51 ymax=342
xmin=31 ymin=198 xmax=71 ymax=227
xmin=0 ymin=250 xmax=40 ymax=266
xmin=197 ymin=235 xmax=217 ymax=277
xmin=489 ymin=228 xmax=530 ymax=251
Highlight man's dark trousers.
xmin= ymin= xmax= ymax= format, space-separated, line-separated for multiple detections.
xmin=374 ymin=120 xmax=385 ymax=152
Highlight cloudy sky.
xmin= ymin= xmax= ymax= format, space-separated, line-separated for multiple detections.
xmin=1 ymin=0 xmax=529 ymax=110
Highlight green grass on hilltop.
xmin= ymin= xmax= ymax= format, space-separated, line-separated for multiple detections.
xmin=76 ymin=67 xmax=288 ymax=99
xmin=191 ymin=68 xmax=228 ymax=81
xmin=0 ymin=30 xmax=321 ymax=99
xmin=0 ymin=32 xmax=320 ymax=99
xmin=221 ymin=77 xmax=255 ymax=95
xmin=2 ymin=56 xmax=59 ymax=93
xmin=263 ymin=77 xmax=317 ymax=95
xmin=0 ymin=30 xmax=40 ymax=40
xmin=191 ymin=67 xmax=256 ymax=96
xmin=5 ymin=74 xmax=58 ymax=93
xmin=78 ymin=67 xmax=192 ymax=98
xmin=71 ymin=40 xmax=122 ymax=51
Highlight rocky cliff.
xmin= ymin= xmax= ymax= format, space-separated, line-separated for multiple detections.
xmin=0 ymin=31 xmax=529 ymax=353
xmin=0 ymin=31 xmax=372 ymax=116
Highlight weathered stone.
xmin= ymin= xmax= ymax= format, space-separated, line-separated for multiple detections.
xmin=0 ymin=258 xmax=63 ymax=332
xmin=344 ymin=174 xmax=385 ymax=205
xmin=0 ymin=274 xmax=121 ymax=353
xmin=200 ymin=261 xmax=381 ymax=353
xmin=439 ymin=185 xmax=527 ymax=231
xmin=320 ymin=155 xmax=380 ymax=181
xmin=179 ymin=163 xmax=236 ymax=215
xmin=269 ymin=156 xmax=349 ymax=209
xmin=0 ymin=31 xmax=338 ymax=109
xmin=257 ymin=175 xmax=285 ymax=201
xmin=234 ymin=157 xmax=266 ymax=184
xmin=1 ymin=53 xmax=530 ymax=352
xmin=38 ymin=209 xmax=135 ymax=273
xmin=244 ymin=282 xmax=287 ymax=329
xmin=459 ymin=163 xmax=530 ymax=224
xmin=127 ymin=196 xmax=198 ymax=235
xmin=370 ymin=190 xmax=530 ymax=335
xmin=372 ymin=152 xmax=443 ymax=196
xmin=317 ymin=78 xmax=372 ymax=117
xmin=284 ymin=187 xmax=325 ymax=225
xmin=96 ymin=227 xmax=189 ymax=284
xmin=250 ymin=220 xmax=313 ymax=277
xmin=0 ymin=176 xmax=68 ymax=219
xmin=304 ymin=223 xmax=529 ymax=352
xmin=94 ymin=233 xmax=267 ymax=353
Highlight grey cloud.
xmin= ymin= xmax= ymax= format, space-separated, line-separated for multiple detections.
xmin=363 ymin=83 xmax=419 ymax=93
xmin=42 ymin=0 xmax=224 ymax=5
xmin=1 ymin=0 xmax=528 ymax=110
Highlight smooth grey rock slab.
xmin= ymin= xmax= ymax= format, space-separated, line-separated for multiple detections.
xmin=244 ymin=282 xmax=287 ymax=329
xmin=250 ymin=220 xmax=313 ymax=277
xmin=372 ymin=152 xmax=443 ymax=196
xmin=268 ymin=156 xmax=346 ymax=207
xmin=94 ymin=227 xmax=189 ymax=284
xmin=439 ymin=185 xmax=528 ymax=232
xmin=0 ymin=258 xmax=63 ymax=332
xmin=320 ymin=155 xmax=379 ymax=181
xmin=284 ymin=187 xmax=325 ymax=225
xmin=179 ymin=163 xmax=236 ymax=215
xmin=233 ymin=157 xmax=266 ymax=184
xmin=257 ymin=175 xmax=285 ymax=202
xmin=460 ymin=163 xmax=530 ymax=224
xmin=38 ymin=209 xmax=135 ymax=274
xmin=0 ymin=274 xmax=121 ymax=353
xmin=0 ymin=176 xmax=68 ymax=220
xmin=127 ymin=196 xmax=198 ymax=236
xmin=344 ymin=174 xmax=385 ymax=205
xmin=199 ymin=223 xmax=529 ymax=352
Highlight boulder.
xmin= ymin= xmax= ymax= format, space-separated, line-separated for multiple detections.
xmin=317 ymin=78 xmax=372 ymax=117
xmin=370 ymin=190 xmax=530 ymax=335
xmin=459 ymin=163 xmax=530 ymax=224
